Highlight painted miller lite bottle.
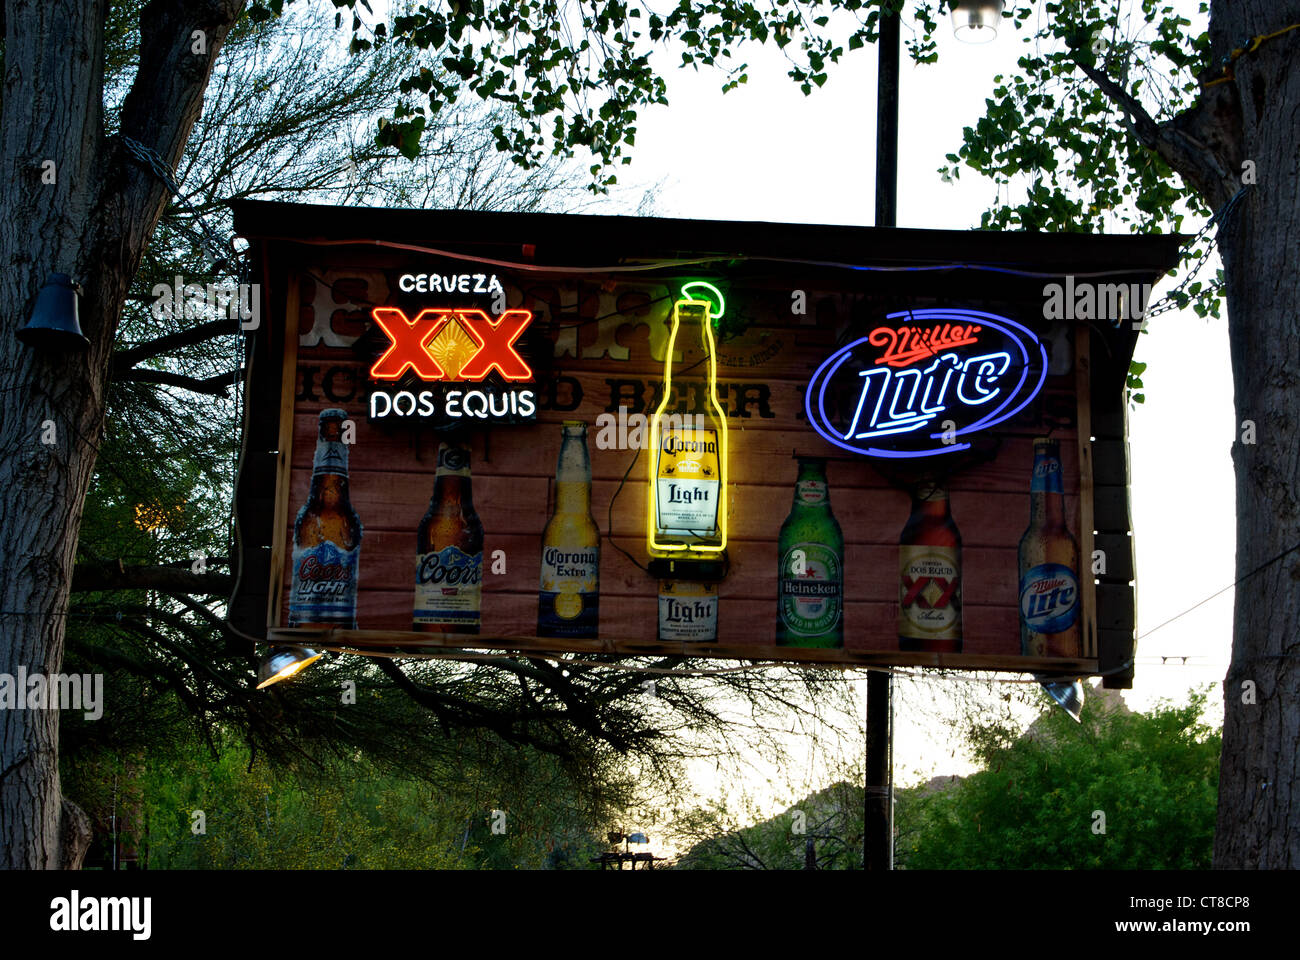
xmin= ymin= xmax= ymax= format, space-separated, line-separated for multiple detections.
xmin=777 ymin=458 xmax=844 ymax=648
xmin=898 ymin=481 xmax=962 ymax=652
xmin=1018 ymin=438 xmax=1082 ymax=657
xmin=289 ymin=409 xmax=362 ymax=628
xmin=538 ymin=421 xmax=600 ymax=638
xmin=415 ymin=443 xmax=484 ymax=633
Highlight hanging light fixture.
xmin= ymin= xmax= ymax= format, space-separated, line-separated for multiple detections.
xmin=16 ymin=272 xmax=89 ymax=352
xmin=950 ymin=0 xmax=1005 ymax=43
xmin=1036 ymin=675 xmax=1084 ymax=722
xmin=256 ymin=645 xmax=324 ymax=689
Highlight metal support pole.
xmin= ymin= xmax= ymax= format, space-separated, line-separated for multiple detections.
xmin=865 ymin=3 xmax=899 ymax=872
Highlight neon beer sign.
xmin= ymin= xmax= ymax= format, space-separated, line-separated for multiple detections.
xmin=369 ymin=308 xmax=533 ymax=381
xmin=805 ymin=308 xmax=1047 ymax=458
xmin=367 ymin=306 xmax=537 ymax=423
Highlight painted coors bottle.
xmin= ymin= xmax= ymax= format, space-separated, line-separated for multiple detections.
xmin=1018 ymin=438 xmax=1082 ymax=657
xmin=289 ymin=409 xmax=361 ymax=628
xmin=414 ymin=443 xmax=484 ymax=633
xmin=898 ymin=481 xmax=962 ymax=652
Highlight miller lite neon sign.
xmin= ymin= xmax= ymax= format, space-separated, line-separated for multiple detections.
xmin=367 ymin=306 xmax=537 ymax=423
xmin=805 ymin=308 xmax=1047 ymax=458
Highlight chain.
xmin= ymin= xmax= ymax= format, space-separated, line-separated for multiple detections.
xmin=118 ymin=134 xmax=238 ymax=273
xmin=1140 ymin=185 xmax=1249 ymax=320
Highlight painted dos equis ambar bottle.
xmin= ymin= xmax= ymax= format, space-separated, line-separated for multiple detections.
xmin=1018 ymin=438 xmax=1082 ymax=658
xmin=538 ymin=421 xmax=600 ymax=639
xmin=898 ymin=481 xmax=962 ymax=653
xmin=776 ymin=457 xmax=844 ymax=648
xmin=289 ymin=408 xmax=361 ymax=628
xmin=415 ymin=443 xmax=484 ymax=633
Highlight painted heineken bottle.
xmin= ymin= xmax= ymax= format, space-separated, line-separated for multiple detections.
xmin=776 ymin=458 xmax=844 ymax=648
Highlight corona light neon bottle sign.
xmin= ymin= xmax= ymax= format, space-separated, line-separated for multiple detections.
xmin=366 ymin=306 xmax=537 ymax=423
xmin=805 ymin=308 xmax=1048 ymax=458
xmin=646 ymin=282 xmax=729 ymax=574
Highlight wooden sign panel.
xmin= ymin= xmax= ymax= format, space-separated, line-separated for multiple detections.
xmin=230 ymin=202 xmax=1183 ymax=684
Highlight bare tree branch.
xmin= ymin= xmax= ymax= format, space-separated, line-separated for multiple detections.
xmin=115 ymin=367 xmax=242 ymax=395
xmin=72 ymin=561 xmax=232 ymax=595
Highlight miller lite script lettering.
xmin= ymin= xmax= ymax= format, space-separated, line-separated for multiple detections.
xmin=779 ymin=542 xmax=842 ymax=637
xmin=538 ymin=546 xmax=599 ymax=636
xmin=655 ymin=427 xmax=720 ymax=534
xmin=658 ymin=581 xmax=718 ymax=642
xmin=289 ymin=541 xmax=359 ymax=626
xmin=899 ymin=548 xmax=961 ymax=638
xmin=414 ymin=545 xmax=483 ymax=628
xmin=1019 ymin=562 xmax=1079 ymax=645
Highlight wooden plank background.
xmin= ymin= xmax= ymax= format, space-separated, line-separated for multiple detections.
xmin=273 ymin=260 xmax=1090 ymax=664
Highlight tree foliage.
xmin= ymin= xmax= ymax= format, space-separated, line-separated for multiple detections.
xmin=895 ymin=690 xmax=1220 ymax=869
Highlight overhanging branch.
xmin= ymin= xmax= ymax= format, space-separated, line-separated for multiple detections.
xmin=72 ymin=560 xmax=232 ymax=595
xmin=115 ymin=367 xmax=242 ymax=395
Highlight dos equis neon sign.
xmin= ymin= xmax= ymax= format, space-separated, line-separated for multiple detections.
xmin=366 ymin=304 xmax=537 ymax=423
xmin=805 ymin=309 xmax=1047 ymax=458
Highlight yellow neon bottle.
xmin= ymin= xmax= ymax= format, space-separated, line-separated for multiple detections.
xmin=647 ymin=293 xmax=728 ymax=578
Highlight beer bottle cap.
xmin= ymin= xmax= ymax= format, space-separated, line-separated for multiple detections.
xmin=562 ymin=420 xmax=587 ymax=432
xmin=320 ymin=408 xmax=348 ymax=421
xmin=1033 ymin=436 xmax=1060 ymax=449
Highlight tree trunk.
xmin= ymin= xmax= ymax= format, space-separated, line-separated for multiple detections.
xmin=1207 ymin=0 xmax=1300 ymax=868
xmin=0 ymin=0 xmax=242 ymax=869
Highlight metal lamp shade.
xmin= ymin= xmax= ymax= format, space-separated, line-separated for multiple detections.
xmin=17 ymin=273 xmax=89 ymax=351
xmin=1036 ymin=676 xmax=1085 ymax=722
xmin=256 ymin=645 xmax=324 ymax=689
xmin=950 ymin=0 xmax=1005 ymax=43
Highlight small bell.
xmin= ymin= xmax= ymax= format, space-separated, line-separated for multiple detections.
xmin=1036 ymin=674 xmax=1084 ymax=722
xmin=16 ymin=273 xmax=89 ymax=352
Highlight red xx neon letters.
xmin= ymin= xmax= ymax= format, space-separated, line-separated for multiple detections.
xmin=369 ymin=307 xmax=534 ymax=381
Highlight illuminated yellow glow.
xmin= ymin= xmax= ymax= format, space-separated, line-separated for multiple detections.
xmin=646 ymin=298 xmax=729 ymax=557
xmin=255 ymin=651 xmax=324 ymax=689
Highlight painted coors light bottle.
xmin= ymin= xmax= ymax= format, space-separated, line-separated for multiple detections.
xmin=289 ymin=409 xmax=361 ymax=628
xmin=415 ymin=443 xmax=484 ymax=633
xmin=1018 ymin=438 xmax=1082 ymax=658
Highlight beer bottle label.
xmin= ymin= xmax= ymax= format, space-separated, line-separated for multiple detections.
xmin=288 ymin=541 xmax=359 ymax=626
xmin=414 ymin=545 xmax=482 ymax=627
xmin=1030 ymin=453 xmax=1064 ymax=494
xmin=538 ymin=546 xmax=600 ymax=637
xmin=312 ymin=440 xmax=349 ymax=478
xmin=779 ymin=542 xmax=842 ymax=638
xmin=658 ymin=581 xmax=718 ymax=642
xmin=795 ymin=480 xmax=827 ymax=506
xmin=899 ymin=547 xmax=961 ymax=638
xmin=655 ymin=427 xmax=720 ymax=534
xmin=1019 ymin=562 xmax=1080 ymax=638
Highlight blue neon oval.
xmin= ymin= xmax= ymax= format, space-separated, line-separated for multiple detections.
xmin=804 ymin=308 xmax=1049 ymax=459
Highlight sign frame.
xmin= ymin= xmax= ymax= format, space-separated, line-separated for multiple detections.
xmin=229 ymin=201 xmax=1183 ymax=688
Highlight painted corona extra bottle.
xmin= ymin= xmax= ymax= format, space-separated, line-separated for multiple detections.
xmin=289 ymin=409 xmax=362 ymax=627
xmin=1018 ymin=438 xmax=1082 ymax=658
xmin=538 ymin=421 xmax=600 ymax=638
xmin=415 ymin=443 xmax=483 ymax=633
xmin=898 ymin=481 xmax=962 ymax=652
xmin=777 ymin=458 xmax=844 ymax=648
xmin=647 ymin=296 xmax=727 ymax=569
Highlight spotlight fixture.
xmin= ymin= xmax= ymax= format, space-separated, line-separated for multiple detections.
xmin=256 ymin=645 xmax=324 ymax=689
xmin=950 ymin=0 xmax=1005 ymax=44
